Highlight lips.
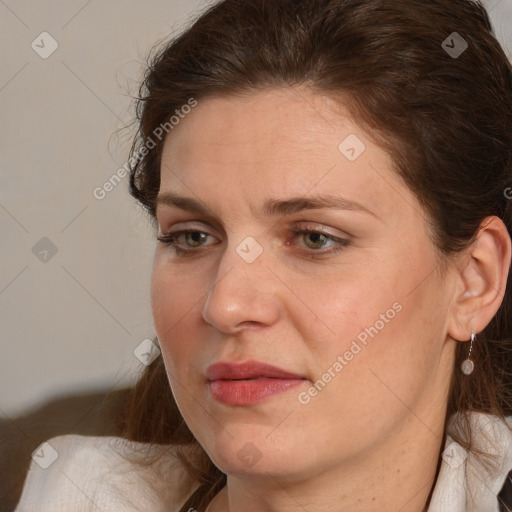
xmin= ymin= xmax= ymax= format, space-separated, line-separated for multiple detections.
xmin=206 ymin=361 xmax=304 ymax=381
xmin=205 ymin=361 xmax=306 ymax=406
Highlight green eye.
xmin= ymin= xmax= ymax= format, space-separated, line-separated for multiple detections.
xmin=157 ymin=230 xmax=215 ymax=256
xmin=157 ymin=227 xmax=349 ymax=258
xmin=302 ymin=231 xmax=331 ymax=249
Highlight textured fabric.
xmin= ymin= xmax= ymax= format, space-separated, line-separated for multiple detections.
xmin=428 ymin=413 xmax=512 ymax=512
xmin=14 ymin=434 xmax=199 ymax=512
xmin=14 ymin=413 xmax=512 ymax=511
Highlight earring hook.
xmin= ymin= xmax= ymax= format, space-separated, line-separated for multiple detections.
xmin=461 ymin=329 xmax=476 ymax=375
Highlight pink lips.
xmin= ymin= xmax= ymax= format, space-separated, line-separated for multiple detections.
xmin=205 ymin=361 xmax=305 ymax=406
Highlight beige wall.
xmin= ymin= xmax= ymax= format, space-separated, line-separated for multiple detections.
xmin=0 ymin=0 xmax=207 ymax=417
xmin=1 ymin=0 xmax=511 ymax=417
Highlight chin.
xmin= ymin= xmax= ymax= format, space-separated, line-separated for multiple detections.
xmin=197 ymin=425 xmax=313 ymax=479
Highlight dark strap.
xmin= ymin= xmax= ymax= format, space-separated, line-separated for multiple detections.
xmin=499 ymin=469 xmax=512 ymax=512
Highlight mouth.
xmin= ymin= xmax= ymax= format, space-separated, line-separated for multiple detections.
xmin=205 ymin=361 xmax=306 ymax=406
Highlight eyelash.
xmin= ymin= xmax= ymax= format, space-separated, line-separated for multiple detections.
xmin=156 ymin=226 xmax=349 ymax=258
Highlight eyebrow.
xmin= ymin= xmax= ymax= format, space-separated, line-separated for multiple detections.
xmin=155 ymin=192 xmax=376 ymax=218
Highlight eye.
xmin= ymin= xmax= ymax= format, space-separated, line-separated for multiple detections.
xmin=157 ymin=230 xmax=216 ymax=256
xmin=156 ymin=225 xmax=350 ymax=258
xmin=290 ymin=224 xmax=350 ymax=257
xmin=298 ymin=231 xmax=334 ymax=249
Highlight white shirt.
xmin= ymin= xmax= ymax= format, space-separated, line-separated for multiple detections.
xmin=14 ymin=412 xmax=512 ymax=511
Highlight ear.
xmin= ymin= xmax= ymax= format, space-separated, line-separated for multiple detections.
xmin=448 ymin=216 xmax=511 ymax=342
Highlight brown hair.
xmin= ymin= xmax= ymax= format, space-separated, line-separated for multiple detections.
xmin=120 ymin=0 xmax=512 ymax=510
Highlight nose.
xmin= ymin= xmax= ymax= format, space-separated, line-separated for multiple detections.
xmin=202 ymin=242 xmax=282 ymax=333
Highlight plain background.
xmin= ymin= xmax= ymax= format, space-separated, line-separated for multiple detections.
xmin=0 ymin=0 xmax=212 ymax=420
xmin=1 ymin=0 xmax=511 ymax=417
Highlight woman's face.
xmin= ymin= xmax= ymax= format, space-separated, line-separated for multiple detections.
xmin=151 ymin=88 xmax=457 ymax=479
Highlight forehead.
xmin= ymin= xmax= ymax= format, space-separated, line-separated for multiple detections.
xmin=162 ymin=88 xmax=361 ymax=163
xmin=158 ymin=87 xmax=416 ymax=224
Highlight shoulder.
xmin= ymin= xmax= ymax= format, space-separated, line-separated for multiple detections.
xmin=14 ymin=434 xmax=199 ymax=512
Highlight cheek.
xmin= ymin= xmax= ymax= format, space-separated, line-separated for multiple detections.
xmin=302 ymin=237 xmax=442 ymax=376
xmin=292 ymin=256 xmax=404 ymax=362
xmin=150 ymin=259 xmax=206 ymax=368
xmin=304 ymin=255 xmax=447 ymax=425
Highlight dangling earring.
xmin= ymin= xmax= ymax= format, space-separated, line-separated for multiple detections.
xmin=461 ymin=330 xmax=476 ymax=375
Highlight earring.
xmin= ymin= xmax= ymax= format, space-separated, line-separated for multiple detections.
xmin=461 ymin=330 xmax=476 ymax=375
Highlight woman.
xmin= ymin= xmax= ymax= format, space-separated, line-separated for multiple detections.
xmin=14 ymin=0 xmax=512 ymax=511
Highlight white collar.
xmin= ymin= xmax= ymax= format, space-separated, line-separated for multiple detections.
xmin=15 ymin=413 xmax=512 ymax=511
xmin=429 ymin=412 xmax=512 ymax=512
